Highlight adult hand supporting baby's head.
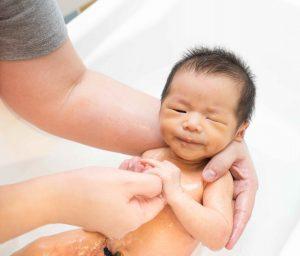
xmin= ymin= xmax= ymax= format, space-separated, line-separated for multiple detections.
xmin=202 ymin=140 xmax=258 ymax=250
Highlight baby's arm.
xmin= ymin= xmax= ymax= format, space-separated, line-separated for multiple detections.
xmin=169 ymin=172 xmax=233 ymax=250
xmin=141 ymin=159 xmax=233 ymax=251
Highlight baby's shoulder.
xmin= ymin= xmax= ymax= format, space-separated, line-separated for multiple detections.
xmin=142 ymin=147 xmax=168 ymax=161
xmin=204 ymin=171 xmax=234 ymax=194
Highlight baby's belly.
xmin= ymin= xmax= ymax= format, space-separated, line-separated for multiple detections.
xmin=108 ymin=206 xmax=199 ymax=256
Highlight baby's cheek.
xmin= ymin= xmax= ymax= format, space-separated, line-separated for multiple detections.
xmin=208 ymin=134 xmax=232 ymax=155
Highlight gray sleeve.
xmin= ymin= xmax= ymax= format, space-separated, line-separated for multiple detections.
xmin=0 ymin=0 xmax=68 ymax=60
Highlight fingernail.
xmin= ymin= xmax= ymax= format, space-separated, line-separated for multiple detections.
xmin=203 ymin=170 xmax=216 ymax=180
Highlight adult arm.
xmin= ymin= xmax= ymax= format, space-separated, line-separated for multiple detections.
xmin=0 ymin=39 xmax=164 ymax=155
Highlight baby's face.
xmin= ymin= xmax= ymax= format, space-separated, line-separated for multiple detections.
xmin=160 ymin=70 xmax=246 ymax=162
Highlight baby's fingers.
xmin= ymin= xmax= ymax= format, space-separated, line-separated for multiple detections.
xmin=119 ymin=159 xmax=130 ymax=170
xmin=119 ymin=157 xmax=145 ymax=172
xmin=141 ymin=158 xmax=163 ymax=168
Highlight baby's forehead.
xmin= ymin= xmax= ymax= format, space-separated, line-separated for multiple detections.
xmin=174 ymin=69 xmax=238 ymax=85
xmin=166 ymin=72 xmax=241 ymax=114
xmin=170 ymin=71 xmax=241 ymax=96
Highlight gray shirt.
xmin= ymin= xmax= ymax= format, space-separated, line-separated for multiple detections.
xmin=0 ymin=0 xmax=68 ymax=60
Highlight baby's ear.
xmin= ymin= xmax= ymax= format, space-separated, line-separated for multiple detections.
xmin=234 ymin=121 xmax=249 ymax=142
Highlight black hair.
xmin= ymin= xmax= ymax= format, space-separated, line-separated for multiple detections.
xmin=161 ymin=47 xmax=256 ymax=125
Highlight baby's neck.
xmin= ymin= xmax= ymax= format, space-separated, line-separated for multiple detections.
xmin=164 ymin=148 xmax=210 ymax=172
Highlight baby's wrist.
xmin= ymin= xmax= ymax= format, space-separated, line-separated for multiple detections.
xmin=166 ymin=189 xmax=186 ymax=205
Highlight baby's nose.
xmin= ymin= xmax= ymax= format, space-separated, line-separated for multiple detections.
xmin=182 ymin=113 xmax=203 ymax=132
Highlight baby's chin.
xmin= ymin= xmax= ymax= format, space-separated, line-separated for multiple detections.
xmin=171 ymin=148 xmax=207 ymax=163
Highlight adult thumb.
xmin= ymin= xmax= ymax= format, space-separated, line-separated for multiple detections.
xmin=203 ymin=146 xmax=236 ymax=182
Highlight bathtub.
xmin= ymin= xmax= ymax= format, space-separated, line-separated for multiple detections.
xmin=1 ymin=0 xmax=300 ymax=255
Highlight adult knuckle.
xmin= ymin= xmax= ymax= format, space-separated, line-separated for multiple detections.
xmin=125 ymin=217 xmax=140 ymax=232
xmin=170 ymin=171 xmax=177 ymax=177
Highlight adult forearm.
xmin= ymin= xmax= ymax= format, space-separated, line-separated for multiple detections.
xmin=50 ymin=69 xmax=164 ymax=155
xmin=169 ymin=192 xmax=231 ymax=251
xmin=1 ymin=68 xmax=163 ymax=155
xmin=0 ymin=175 xmax=61 ymax=243
xmin=0 ymin=39 xmax=164 ymax=155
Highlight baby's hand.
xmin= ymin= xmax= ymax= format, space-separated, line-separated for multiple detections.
xmin=140 ymin=159 xmax=183 ymax=202
xmin=119 ymin=156 xmax=146 ymax=172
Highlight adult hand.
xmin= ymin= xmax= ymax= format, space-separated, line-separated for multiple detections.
xmin=140 ymin=159 xmax=183 ymax=202
xmin=0 ymin=166 xmax=164 ymax=242
xmin=57 ymin=167 xmax=164 ymax=239
xmin=202 ymin=140 xmax=258 ymax=249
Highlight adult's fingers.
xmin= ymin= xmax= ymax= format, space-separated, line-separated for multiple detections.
xmin=203 ymin=144 xmax=236 ymax=182
xmin=226 ymin=188 xmax=256 ymax=249
xmin=134 ymin=196 xmax=166 ymax=225
xmin=126 ymin=171 xmax=163 ymax=198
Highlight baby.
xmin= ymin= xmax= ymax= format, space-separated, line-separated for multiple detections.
xmin=13 ymin=47 xmax=256 ymax=256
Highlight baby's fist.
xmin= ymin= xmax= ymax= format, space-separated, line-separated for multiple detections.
xmin=141 ymin=159 xmax=183 ymax=200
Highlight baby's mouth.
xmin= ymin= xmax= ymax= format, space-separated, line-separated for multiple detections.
xmin=177 ymin=136 xmax=203 ymax=146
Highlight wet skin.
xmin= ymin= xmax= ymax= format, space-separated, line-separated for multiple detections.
xmin=12 ymin=148 xmax=206 ymax=256
xmin=13 ymin=71 xmax=247 ymax=256
xmin=107 ymin=148 xmax=207 ymax=256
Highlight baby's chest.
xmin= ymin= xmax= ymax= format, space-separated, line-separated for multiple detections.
xmin=108 ymin=168 xmax=205 ymax=254
xmin=180 ymin=171 xmax=205 ymax=202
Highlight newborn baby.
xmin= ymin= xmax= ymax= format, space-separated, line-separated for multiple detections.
xmin=13 ymin=47 xmax=255 ymax=256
